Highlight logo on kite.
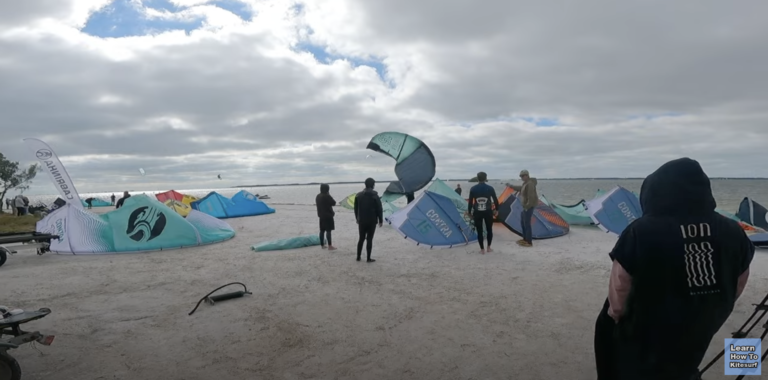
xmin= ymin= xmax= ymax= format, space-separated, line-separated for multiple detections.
xmin=35 ymin=149 xmax=52 ymax=160
xmin=126 ymin=206 xmax=167 ymax=242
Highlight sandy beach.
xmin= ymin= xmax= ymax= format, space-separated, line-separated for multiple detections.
xmin=3 ymin=204 xmax=766 ymax=380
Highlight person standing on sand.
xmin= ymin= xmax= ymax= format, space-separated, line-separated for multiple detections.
xmin=517 ymin=169 xmax=538 ymax=247
xmin=455 ymin=184 xmax=462 ymax=196
xmin=354 ymin=178 xmax=383 ymax=263
xmin=14 ymin=195 xmax=25 ymax=216
xmin=467 ymin=172 xmax=499 ymax=254
xmin=315 ymin=184 xmax=337 ymax=251
xmin=85 ymin=197 xmax=94 ymax=209
xmin=593 ymin=158 xmax=754 ymax=380
xmin=115 ymin=191 xmax=131 ymax=209
xmin=110 ymin=194 xmax=116 ymax=205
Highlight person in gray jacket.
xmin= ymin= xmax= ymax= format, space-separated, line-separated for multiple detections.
xmin=517 ymin=170 xmax=538 ymax=247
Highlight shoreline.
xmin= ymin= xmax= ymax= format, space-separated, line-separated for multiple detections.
xmin=231 ymin=177 xmax=768 ymax=188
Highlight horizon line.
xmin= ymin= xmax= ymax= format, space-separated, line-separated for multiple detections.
xmin=230 ymin=177 xmax=768 ymax=188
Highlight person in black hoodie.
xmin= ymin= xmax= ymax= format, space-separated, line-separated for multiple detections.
xmin=115 ymin=191 xmax=131 ymax=209
xmin=315 ymin=183 xmax=337 ymax=250
xmin=353 ymin=178 xmax=383 ymax=262
xmin=593 ymin=157 xmax=754 ymax=380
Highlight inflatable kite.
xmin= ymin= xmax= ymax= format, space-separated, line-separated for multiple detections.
xmin=366 ymin=132 xmax=436 ymax=195
xmin=36 ymin=195 xmax=235 ymax=254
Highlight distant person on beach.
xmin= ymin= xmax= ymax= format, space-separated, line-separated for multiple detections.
xmin=455 ymin=184 xmax=462 ymax=196
xmin=517 ymin=169 xmax=538 ymax=247
xmin=115 ymin=191 xmax=131 ymax=209
xmin=5 ymin=198 xmax=10 ymax=211
xmin=14 ymin=195 xmax=25 ymax=216
xmin=467 ymin=172 xmax=499 ymax=254
xmin=110 ymin=194 xmax=116 ymax=205
xmin=593 ymin=158 xmax=754 ymax=380
xmin=354 ymin=178 xmax=383 ymax=263
xmin=315 ymin=184 xmax=337 ymax=251
xmin=85 ymin=197 xmax=94 ymax=209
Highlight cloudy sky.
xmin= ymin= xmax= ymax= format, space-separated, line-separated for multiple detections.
xmin=1 ymin=0 xmax=767 ymax=195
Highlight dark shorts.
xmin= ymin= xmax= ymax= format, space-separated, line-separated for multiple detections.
xmin=319 ymin=217 xmax=335 ymax=231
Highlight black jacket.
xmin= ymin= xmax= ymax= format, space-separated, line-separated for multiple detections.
xmin=354 ymin=188 xmax=383 ymax=224
xmin=315 ymin=190 xmax=336 ymax=219
xmin=608 ymin=158 xmax=754 ymax=379
xmin=116 ymin=194 xmax=131 ymax=209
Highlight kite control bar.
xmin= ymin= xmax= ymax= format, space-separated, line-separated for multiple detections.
xmin=188 ymin=282 xmax=251 ymax=316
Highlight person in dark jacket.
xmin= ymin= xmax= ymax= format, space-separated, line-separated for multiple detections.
xmin=115 ymin=191 xmax=131 ymax=209
xmin=85 ymin=197 xmax=94 ymax=209
xmin=467 ymin=172 xmax=499 ymax=254
xmin=110 ymin=194 xmax=116 ymax=205
xmin=455 ymin=184 xmax=462 ymax=196
xmin=353 ymin=178 xmax=383 ymax=262
xmin=315 ymin=183 xmax=337 ymax=250
xmin=593 ymin=157 xmax=754 ymax=380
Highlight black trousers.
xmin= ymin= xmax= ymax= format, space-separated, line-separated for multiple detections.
xmin=357 ymin=222 xmax=377 ymax=259
xmin=319 ymin=230 xmax=332 ymax=246
xmin=473 ymin=212 xmax=494 ymax=249
xmin=595 ymin=299 xmax=617 ymax=380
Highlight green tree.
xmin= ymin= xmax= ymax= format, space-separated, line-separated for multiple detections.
xmin=0 ymin=152 xmax=39 ymax=211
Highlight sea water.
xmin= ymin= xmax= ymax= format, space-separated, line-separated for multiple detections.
xmin=15 ymin=179 xmax=768 ymax=214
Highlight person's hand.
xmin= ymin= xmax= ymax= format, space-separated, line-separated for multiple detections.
xmin=493 ymin=210 xmax=498 ymax=218
xmin=378 ymin=222 xmax=383 ymax=227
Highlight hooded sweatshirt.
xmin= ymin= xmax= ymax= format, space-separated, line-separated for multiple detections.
xmin=607 ymin=158 xmax=754 ymax=379
xmin=354 ymin=188 xmax=383 ymax=225
xmin=315 ymin=184 xmax=336 ymax=219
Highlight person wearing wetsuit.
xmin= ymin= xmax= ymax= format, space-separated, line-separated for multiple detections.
xmin=593 ymin=158 xmax=754 ymax=380
xmin=115 ymin=191 xmax=131 ymax=209
xmin=467 ymin=172 xmax=499 ymax=254
xmin=110 ymin=194 xmax=116 ymax=205
xmin=354 ymin=178 xmax=383 ymax=262
xmin=85 ymin=197 xmax=94 ymax=209
xmin=315 ymin=183 xmax=337 ymax=250
xmin=455 ymin=184 xmax=462 ymax=196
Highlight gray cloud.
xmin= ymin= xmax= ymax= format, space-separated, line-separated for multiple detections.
xmin=1 ymin=0 xmax=767 ymax=196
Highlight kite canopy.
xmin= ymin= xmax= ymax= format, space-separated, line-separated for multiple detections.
xmin=583 ymin=186 xmax=642 ymax=235
xmin=748 ymin=233 xmax=768 ymax=248
xmin=164 ymin=199 xmax=192 ymax=217
xmin=366 ymin=132 xmax=436 ymax=194
xmin=251 ymin=235 xmax=321 ymax=252
xmin=340 ymin=193 xmax=356 ymax=210
xmin=156 ymin=190 xmax=185 ymax=203
xmin=736 ymin=197 xmax=768 ymax=230
xmin=539 ymin=194 xmax=593 ymax=226
xmin=497 ymin=191 xmax=570 ymax=239
xmin=386 ymin=191 xmax=477 ymax=248
xmin=191 ymin=191 xmax=275 ymax=219
xmin=426 ymin=179 xmax=467 ymax=213
xmin=82 ymin=198 xmax=112 ymax=207
xmin=36 ymin=195 xmax=235 ymax=254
